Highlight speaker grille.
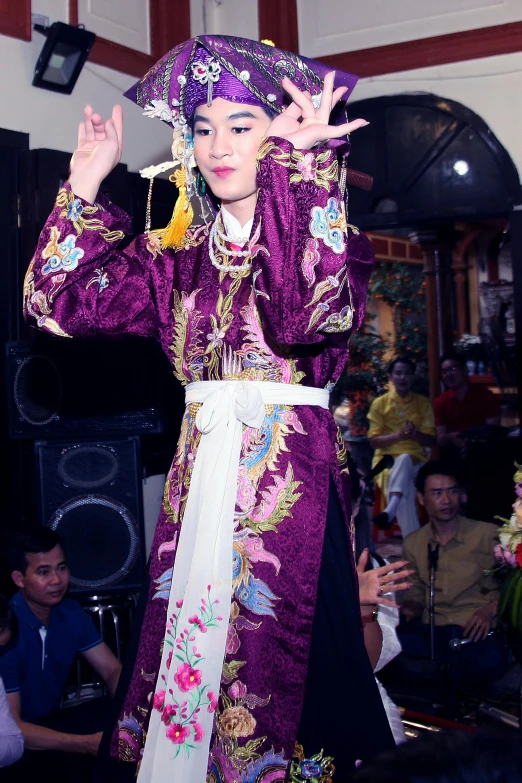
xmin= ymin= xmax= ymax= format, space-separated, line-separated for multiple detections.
xmin=6 ymin=341 xmax=163 ymax=438
xmin=49 ymin=495 xmax=139 ymax=589
xmin=37 ymin=438 xmax=145 ymax=595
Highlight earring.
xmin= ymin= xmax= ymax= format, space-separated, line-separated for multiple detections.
xmin=196 ymin=171 xmax=207 ymax=197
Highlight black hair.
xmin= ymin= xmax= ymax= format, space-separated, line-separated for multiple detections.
xmin=8 ymin=528 xmax=66 ymax=575
xmin=415 ymin=461 xmax=462 ymax=494
xmin=354 ymin=730 xmax=522 ymax=783
xmin=0 ymin=594 xmax=16 ymax=640
xmin=440 ymin=351 xmax=466 ymax=370
xmin=388 ymin=356 xmax=416 ymax=374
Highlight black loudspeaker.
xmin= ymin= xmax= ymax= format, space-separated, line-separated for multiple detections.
xmin=6 ymin=339 xmax=164 ymax=439
xmin=36 ymin=437 xmax=145 ymax=594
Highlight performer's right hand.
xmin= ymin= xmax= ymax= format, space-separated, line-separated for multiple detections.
xmin=69 ymin=104 xmax=123 ymax=203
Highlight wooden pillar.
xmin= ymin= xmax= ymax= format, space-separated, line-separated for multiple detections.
xmin=410 ymin=230 xmax=456 ymax=401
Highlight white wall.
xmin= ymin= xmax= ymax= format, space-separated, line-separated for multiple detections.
xmin=0 ymin=0 xmax=173 ymax=172
xmin=298 ymin=0 xmax=522 ymax=57
xmin=190 ymin=0 xmax=258 ymax=39
xmin=349 ymin=52 xmax=522 ymax=181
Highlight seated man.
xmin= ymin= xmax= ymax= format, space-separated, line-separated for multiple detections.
xmin=367 ymin=357 xmax=436 ymax=537
xmin=0 ymin=529 xmax=122 ymax=780
xmin=434 ymin=352 xmax=501 ymax=453
xmin=398 ymin=461 xmax=508 ymax=692
xmin=0 ymin=596 xmax=24 ymax=769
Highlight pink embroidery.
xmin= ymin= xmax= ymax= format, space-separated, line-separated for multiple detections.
xmin=174 ymin=663 xmax=203 ymax=692
xmin=296 ymin=152 xmax=317 ymax=182
xmin=301 ymin=238 xmax=321 ymax=287
xmin=153 ymin=587 xmax=223 ymax=756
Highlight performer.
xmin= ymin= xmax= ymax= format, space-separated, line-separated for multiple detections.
xmin=24 ymin=35 xmax=406 ymax=782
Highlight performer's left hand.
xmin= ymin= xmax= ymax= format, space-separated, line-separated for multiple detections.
xmin=357 ymin=549 xmax=413 ymax=608
xmin=266 ymin=71 xmax=368 ymax=150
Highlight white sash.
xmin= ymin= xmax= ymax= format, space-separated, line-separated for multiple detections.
xmin=138 ymin=380 xmax=329 ymax=782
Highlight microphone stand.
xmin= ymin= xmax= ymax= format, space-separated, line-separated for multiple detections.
xmin=427 ymin=543 xmax=440 ymax=660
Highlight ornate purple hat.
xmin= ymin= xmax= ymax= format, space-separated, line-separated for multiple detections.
xmin=124 ymin=34 xmax=359 ymax=127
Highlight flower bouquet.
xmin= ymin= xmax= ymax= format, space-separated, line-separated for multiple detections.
xmin=495 ymin=464 xmax=522 ymax=632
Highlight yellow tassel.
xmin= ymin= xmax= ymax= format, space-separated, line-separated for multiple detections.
xmin=150 ymin=167 xmax=194 ymax=249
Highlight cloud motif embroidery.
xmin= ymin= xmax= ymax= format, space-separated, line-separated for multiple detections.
xmin=309 ymin=197 xmax=346 ymax=255
xmin=42 ymin=234 xmax=84 ymax=276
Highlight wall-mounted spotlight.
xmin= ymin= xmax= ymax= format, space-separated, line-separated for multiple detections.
xmin=33 ymin=22 xmax=96 ymax=94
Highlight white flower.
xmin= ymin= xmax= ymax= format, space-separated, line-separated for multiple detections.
xmin=207 ymin=328 xmax=226 ymax=349
xmin=143 ymin=100 xmax=179 ymax=125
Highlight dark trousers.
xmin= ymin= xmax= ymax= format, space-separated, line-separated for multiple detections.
xmin=397 ymin=623 xmax=510 ymax=692
xmin=0 ymin=697 xmax=110 ymax=783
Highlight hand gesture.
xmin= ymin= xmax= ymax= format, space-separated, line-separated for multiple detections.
xmin=69 ymin=104 xmax=123 ymax=202
xmin=266 ymin=71 xmax=368 ymax=150
xmin=357 ymin=550 xmax=413 ymax=608
xmin=463 ymin=603 xmax=496 ymax=642
xmin=398 ymin=419 xmax=416 ymax=441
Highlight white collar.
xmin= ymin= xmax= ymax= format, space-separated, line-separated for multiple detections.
xmin=220 ymin=207 xmax=253 ymax=246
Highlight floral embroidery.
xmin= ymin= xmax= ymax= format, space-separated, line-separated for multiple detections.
xmin=301 ymin=238 xmax=321 ymax=287
xmin=86 ymin=268 xmax=109 ymax=293
xmin=153 ymin=587 xmax=223 ymax=757
xmin=289 ymin=745 xmax=335 ymax=782
xmin=41 ymin=229 xmax=85 ymax=275
xmin=55 ymin=188 xmax=125 ymax=242
xmin=207 ymin=327 xmax=226 ymax=350
xmin=66 ymin=198 xmax=84 ymax=222
xmin=146 ymin=233 xmax=164 ymax=259
xmin=257 ymin=140 xmax=338 ymax=190
xmin=310 ymin=197 xmax=346 ymax=255
xmin=170 ymin=289 xmax=205 ymax=384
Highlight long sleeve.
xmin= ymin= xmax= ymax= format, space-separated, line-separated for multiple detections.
xmin=0 ymin=680 xmax=23 ymax=768
xmin=253 ymin=136 xmax=374 ymax=346
xmin=24 ymin=183 xmax=161 ymax=340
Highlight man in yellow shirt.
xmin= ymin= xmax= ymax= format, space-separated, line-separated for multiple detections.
xmin=368 ymin=357 xmax=436 ymax=536
xmin=398 ymin=461 xmax=508 ymax=692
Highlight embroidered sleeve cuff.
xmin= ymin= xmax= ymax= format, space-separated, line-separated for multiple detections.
xmin=62 ymin=180 xmax=133 ymax=236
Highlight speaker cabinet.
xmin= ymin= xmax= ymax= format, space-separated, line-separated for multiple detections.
xmin=36 ymin=437 xmax=145 ymax=595
xmin=6 ymin=340 xmax=163 ymax=439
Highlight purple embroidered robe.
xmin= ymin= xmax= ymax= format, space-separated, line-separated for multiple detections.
xmin=24 ymin=137 xmax=374 ymax=780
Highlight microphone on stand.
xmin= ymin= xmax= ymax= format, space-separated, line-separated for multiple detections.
xmin=427 ymin=543 xmax=440 ymax=661
xmin=449 ymin=631 xmax=496 ymax=650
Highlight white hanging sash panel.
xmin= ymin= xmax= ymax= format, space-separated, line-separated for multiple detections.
xmin=138 ymin=380 xmax=329 ymax=783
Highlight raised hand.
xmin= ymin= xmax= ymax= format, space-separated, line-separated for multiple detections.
xmin=266 ymin=71 xmax=368 ymax=150
xmin=69 ymin=104 xmax=123 ymax=203
xmin=357 ymin=550 xmax=413 ymax=608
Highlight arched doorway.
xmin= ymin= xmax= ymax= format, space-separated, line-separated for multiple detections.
xmin=346 ymin=92 xmax=522 ymax=414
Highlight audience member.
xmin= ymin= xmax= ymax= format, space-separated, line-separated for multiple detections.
xmin=357 ymin=550 xmax=408 ymax=745
xmin=0 ymin=596 xmax=23 ymax=769
xmin=354 ymin=730 xmax=522 ymax=783
xmin=0 ymin=529 xmax=122 ymax=781
xmin=398 ymin=462 xmax=508 ymax=692
xmin=368 ymin=357 xmax=436 ymax=536
xmin=435 ymin=352 xmax=501 ymax=454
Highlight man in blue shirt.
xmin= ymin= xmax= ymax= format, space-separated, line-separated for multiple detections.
xmin=0 ymin=528 xmax=121 ymax=778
